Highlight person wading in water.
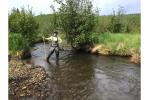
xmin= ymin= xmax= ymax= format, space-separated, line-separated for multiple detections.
xmin=43 ymin=31 xmax=62 ymax=63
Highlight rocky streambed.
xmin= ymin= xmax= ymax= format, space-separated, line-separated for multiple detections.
xmin=9 ymin=60 xmax=51 ymax=100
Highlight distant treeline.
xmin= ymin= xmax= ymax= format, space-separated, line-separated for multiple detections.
xmin=95 ymin=14 xmax=141 ymax=33
xmin=35 ymin=13 xmax=141 ymax=35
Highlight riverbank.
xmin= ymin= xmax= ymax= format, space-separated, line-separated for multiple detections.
xmin=91 ymin=33 xmax=140 ymax=64
xmin=9 ymin=32 xmax=140 ymax=64
xmin=9 ymin=60 xmax=51 ymax=99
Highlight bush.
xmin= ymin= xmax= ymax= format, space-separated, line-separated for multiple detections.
xmin=55 ymin=0 xmax=98 ymax=48
xmin=108 ymin=7 xmax=125 ymax=33
xmin=9 ymin=7 xmax=39 ymax=43
xmin=9 ymin=33 xmax=29 ymax=55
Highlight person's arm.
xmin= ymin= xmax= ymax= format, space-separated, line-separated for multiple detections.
xmin=58 ymin=37 xmax=63 ymax=50
xmin=58 ymin=37 xmax=62 ymax=43
xmin=45 ymin=36 xmax=52 ymax=41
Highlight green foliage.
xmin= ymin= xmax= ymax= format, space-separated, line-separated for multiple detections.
xmin=94 ymin=15 xmax=110 ymax=33
xmin=35 ymin=14 xmax=53 ymax=37
xmin=55 ymin=0 xmax=98 ymax=47
xmin=106 ymin=7 xmax=141 ymax=33
xmin=8 ymin=8 xmax=21 ymax=33
xmin=35 ymin=11 xmax=62 ymax=38
xmin=125 ymin=14 xmax=141 ymax=32
xmin=96 ymin=32 xmax=140 ymax=55
xmin=9 ymin=7 xmax=39 ymax=42
xmin=73 ymin=32 xmax=98 ymax=47
xmin=35 ymin=13 xmax=140 ymax=37
xmin=9 ymin=33 xmax=29 ymax=55
xmin=9 ymin=7 xmax=39 ymax=56
xmin=92 ymin=6 xmax=141 ymax=34
xmin=108 ymin=7 xmax=125 ymax=33
xmin=96 ymin=33 xmax=111 ymax=44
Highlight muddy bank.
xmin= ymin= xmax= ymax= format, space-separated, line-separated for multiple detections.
xmin=9 ymin=50 xmax=31 ymax=61
xmin=91 ymin=44 xmax=140 ymax=64
xmin=9 ymin=60 xmax=51 ymax=100
xmin=66 ymin=43 xmax=140 ymax=64
xmin=130 ymin=53 xmax=140 ymax=64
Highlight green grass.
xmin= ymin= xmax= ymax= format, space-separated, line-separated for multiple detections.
xmin=9 ymin=33 xmax=29 ymax=55
xmin=96 ymin=32 xmax=140 ymax=56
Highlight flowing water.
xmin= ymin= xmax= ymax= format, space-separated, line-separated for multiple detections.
xmin=27 ymin=43 xmax=140 ymax=100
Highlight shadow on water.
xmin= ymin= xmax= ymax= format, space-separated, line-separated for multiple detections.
xmin=25 ymin=43 xmax=140 ymax=100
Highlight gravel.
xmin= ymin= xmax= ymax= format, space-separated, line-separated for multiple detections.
xmin=9 ymin=60 xmax=51 ymax=100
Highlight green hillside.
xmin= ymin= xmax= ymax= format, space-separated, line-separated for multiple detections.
xmin=35 ymin=13 xmax=141 ymax=34
xmin=34 ymin=14 xmax=53 ymax=36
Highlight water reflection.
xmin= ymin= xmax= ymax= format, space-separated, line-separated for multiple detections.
xmin=28 ymin=43 xmax=140 ymax=100
xmin=47 ymin=53 xmax=96 ymax=99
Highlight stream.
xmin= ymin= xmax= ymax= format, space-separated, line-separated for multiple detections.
xmin=26 ymin=43 xmax=140 ymax=100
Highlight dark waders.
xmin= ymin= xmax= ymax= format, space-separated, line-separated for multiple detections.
xmin=47 ymin=45 xmax=59 ymax=63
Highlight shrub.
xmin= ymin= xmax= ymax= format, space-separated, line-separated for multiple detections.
xmin=9 ymin=7 xmax=39 ymax=43
xmin=108 ymin=7 xmax=125 ymax=33
xmin=55 ymin=0 xmax=98 ymax=48
xmin=9 ymin=33 xmax=29 ymax=55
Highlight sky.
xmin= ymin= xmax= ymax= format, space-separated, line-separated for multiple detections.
xmin=8 ymin=0 xmax=141 ymax=15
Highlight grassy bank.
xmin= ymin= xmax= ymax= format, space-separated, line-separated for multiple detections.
xmin=9 ymin=33 xmax=35 ymax=59
xmin=9 ymin=33 xmax=29 ymax=56
xmin=92 ymin=32 xmax=140 ymax=56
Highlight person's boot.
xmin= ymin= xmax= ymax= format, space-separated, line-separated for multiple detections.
xmin=47 ymin=49 xmax=54 ymax=63
xmin=46 ymin=57 xmax=49 ymax=62
xmin=46 ymin=56 xmax=50 ymax=63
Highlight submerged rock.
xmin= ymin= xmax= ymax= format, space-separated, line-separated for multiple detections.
xmin=9 ymin=60 xmax=51 ymax=100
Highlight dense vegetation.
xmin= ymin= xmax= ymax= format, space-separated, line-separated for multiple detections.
xmin=9 ymin=33 xmax=29 ymax=55
xmin=52 ymin=0 xmax=99 ymax=47
xmin=94 ymin=14 xmax=140 ymax=33
xmin=92 ymin=32 xmax=140 ymax=56
xmin=9 ymin=7 xmax=39 ymax=55
xmin=35 ymin=13 xmax=140 ymax=34
xmin=8 ymin=1 xmax=140 ymax=58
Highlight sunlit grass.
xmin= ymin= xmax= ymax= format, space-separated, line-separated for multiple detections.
xmin=96 ymin=32 xmax=140 ymax=56
xmin=9 ymin=33 xmax=29 ymax=55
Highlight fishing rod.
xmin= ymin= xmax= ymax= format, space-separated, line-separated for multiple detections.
xmin=42 ymin=34 xmax=47 ymax=59
xmin=41 ymin=5 xmax=56 ymax=60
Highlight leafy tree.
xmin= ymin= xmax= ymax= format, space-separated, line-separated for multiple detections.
xmin=109 ymin=6 xmax=125 ymax=33
xmin=9 ymin=8 xmax=21 ymax=33
xmin=9 ymin=7 xmax=39 ymax=42
xmin=54 ymin=0 xmax=98 ymax=48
